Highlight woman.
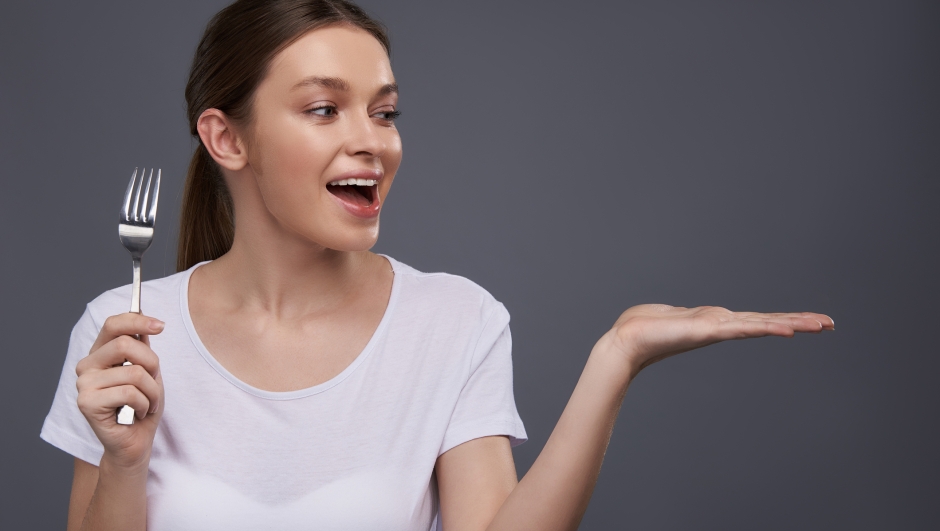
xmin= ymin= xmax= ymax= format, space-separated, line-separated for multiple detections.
xmin=40 ymin=1 xmax=833 ymax=530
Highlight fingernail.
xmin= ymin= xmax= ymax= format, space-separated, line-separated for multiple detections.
xmin=149 ymin=319 xmax=165 ymax=332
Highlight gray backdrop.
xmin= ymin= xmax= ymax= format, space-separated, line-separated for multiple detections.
xmin=2 ymin=0 xmax=938 ymax=529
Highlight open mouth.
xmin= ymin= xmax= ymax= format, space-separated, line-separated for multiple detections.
xmin=327 ymin=178 xmax=377 ymax=207
xmin=326 ymin=179 xmax=378 ymax=207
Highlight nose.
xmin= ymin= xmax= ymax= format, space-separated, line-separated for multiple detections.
xmin=344 ymin=110 xmax=387 ymax=159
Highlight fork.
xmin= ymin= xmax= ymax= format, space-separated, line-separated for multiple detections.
xmin=116 ymin=167 xmax=161 ymax=425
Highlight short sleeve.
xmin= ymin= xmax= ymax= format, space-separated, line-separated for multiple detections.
xmin=439 ymin=302 xmax=527 ymax=455
xmin=40 ymin=305 xmax=105 ymax=465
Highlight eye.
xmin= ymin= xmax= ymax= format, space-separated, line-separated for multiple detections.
xmin=373 ymin=109 xmax=401 ymax=122
xmin=306 ymin=105 xmax=337 ymax=117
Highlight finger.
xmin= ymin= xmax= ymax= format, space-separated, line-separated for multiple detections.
xmin=90 ymin=313 xmax=165 ymax=352
xmin=760 ymin=314 xmax=832 ymax=331
xmin=716 ymin=319 xmax=795 ymax=340
xmin=735 ymin=311 xmax=834 ymax=329
xmin=749 ymin=315 xmax=824 ymax=333
xmin=78 ymin=384 xmax=151 ymax=421
xmin=77 ymin=335 xmax=160 ymax=378
xmin=76 ymin=364 xmax=162 ymax=414
xmin=801 ymin=312 xmax=835 ymax=329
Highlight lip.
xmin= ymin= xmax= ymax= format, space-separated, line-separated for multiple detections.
xmin=326 ymin=168 xmax=383 ymax=219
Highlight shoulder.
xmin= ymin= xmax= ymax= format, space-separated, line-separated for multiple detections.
xmin=384 ymin=255 xmax=509 ymax=325
xmin=83 ymin=266 xmax=195 ymax=329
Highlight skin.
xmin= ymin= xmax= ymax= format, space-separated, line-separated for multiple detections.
xmin=68 ymin=24 xmax=834 ymax=531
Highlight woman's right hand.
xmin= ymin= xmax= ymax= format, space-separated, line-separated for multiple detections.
xmin=75 ymin=313 xmax=165 ymax=471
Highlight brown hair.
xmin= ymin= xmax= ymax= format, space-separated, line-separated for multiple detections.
xmin=177 ymin=0 xmax=390 ymax=272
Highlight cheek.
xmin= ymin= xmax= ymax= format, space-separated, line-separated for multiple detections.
xmin=388 ymin=134 xmax=403 ymax=165
xmin=264 ymin=127 xmax=333 ymax=179
xmin=254 ymin=125 xmax=337 ymax=206
xmin=382 ymin=132 xmax=403 ymax=176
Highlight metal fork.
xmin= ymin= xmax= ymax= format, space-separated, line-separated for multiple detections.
xmin=116 ymin=167 xmax=161 ymax=425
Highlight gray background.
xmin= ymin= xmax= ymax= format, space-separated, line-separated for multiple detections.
xmin=2 ymin=0 xmax=938 ymax=528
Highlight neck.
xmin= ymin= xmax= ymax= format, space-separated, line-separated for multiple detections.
xmin=198 ymin=222 xmax=382 ymax=320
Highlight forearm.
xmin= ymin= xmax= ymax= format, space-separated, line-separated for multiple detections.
xmin=80 ymin=454 xmax=149 ymax=531
xmin=486 ymin=336 xmax=635 ymax=531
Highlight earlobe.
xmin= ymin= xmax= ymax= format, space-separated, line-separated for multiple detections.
xmin=196 ymin=109 xmax=248 ymax=171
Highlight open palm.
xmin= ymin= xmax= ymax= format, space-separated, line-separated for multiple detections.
xmin=604 ymin=304 xmax=834 ymax=373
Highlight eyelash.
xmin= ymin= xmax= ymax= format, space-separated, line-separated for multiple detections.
xmin=305 ymin=105 xmax=401 ymax=122
xmin=307 ymin=105 xmax=337 ymax=117
xmin=379 ymin=110 xmax=402 ymax=121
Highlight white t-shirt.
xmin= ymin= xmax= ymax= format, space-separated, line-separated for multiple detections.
xmin=41 ymin=255 xmax=527 ymax=531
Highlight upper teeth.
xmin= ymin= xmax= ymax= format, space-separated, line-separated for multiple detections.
xmin=329 ymin=178 xmax=377 ymax=186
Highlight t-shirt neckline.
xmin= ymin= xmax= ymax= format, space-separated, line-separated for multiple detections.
xmin=178 ymin=254 xmax=402 ymax=401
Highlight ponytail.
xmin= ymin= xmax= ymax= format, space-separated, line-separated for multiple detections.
xmin=176 ymin=144 xmax=234 ymax=271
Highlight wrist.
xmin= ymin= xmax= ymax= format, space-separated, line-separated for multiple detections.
xmin=100 ymin=450 xmax=151 ymax=480
xmin=587 ymin=332 xmax=641 ymax=390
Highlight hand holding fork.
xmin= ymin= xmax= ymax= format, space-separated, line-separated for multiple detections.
xmin=116 ymin=168 xmax=161 ymax=425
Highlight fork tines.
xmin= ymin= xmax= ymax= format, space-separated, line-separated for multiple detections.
xmin=122 ymin=167 xmax=161 ymax=225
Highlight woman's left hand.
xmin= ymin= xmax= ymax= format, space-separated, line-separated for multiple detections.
xmin=596 ymin=305 xmax=834 ymax=376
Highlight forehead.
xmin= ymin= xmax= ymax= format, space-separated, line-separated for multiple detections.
xmin=265 ymin=25 xmax=394 ymax=91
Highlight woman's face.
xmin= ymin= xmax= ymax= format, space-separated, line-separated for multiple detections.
xmin=242 ymin=24 xmax=401 ymax=252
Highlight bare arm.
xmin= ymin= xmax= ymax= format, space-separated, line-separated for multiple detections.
xmin=437 ymin=305 xmax=834 ymax=531
xmin=68 ymin=457 xmax=150 ymax=531
xmin=437 ymin=437 xmax=518 ymax=531
xmin=436 ymin=343 xmax=630 ymax=531
xmin=485 ymin=341 xmax=631 ymax=531
xmin=68 ymin=459 xmax=97 ymax=531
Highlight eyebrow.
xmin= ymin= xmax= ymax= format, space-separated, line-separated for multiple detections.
xmin=376 ymin=82 xmax=399 ymax=97
xmin=291 ymin=76 xmax=398 ymax=97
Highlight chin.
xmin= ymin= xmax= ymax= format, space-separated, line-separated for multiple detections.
xmin=318 ymin=225 xmax=380 ymax=253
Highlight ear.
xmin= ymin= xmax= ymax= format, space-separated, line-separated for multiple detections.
xmin=197 ymin=109 xmax=248 ymax=171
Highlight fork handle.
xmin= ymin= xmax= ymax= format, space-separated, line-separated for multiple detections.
xmin=130 ymin=257 xmax=142 ymax=314
xmin=117 ymin=258 xmax=143 ymax=426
